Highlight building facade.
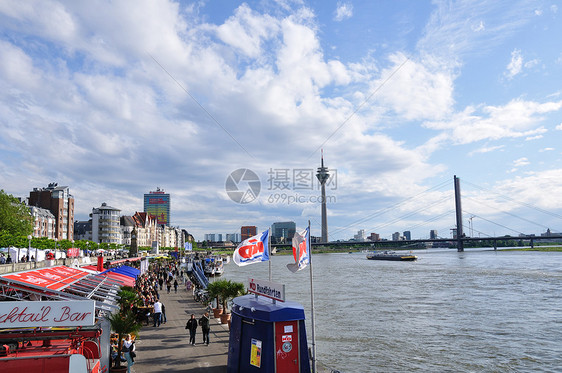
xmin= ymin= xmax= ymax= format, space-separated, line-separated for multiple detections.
xmin=368 ymin=233 xmax=380 ymax=241
xmin=91 ymin=203 xmax=121 ymax=244
xmin=403 ymin=231 xmax=411 ymax=240
xmin=226 ymin=233 xmax=241 ymax=243
xmin=29 ymin=206 xmax=56 ymax=239
xmin=353 ymin=229 xmax=366 ymax=242
xmin=271 ymin=221 xmax=296 ymax=244
xmin=28 ymin=183 xmax=74 ymax=241
xmin=241 ymin=226 xmax=257 ymax=241
xmin=143 ymin=188 xmax=170 ymax=226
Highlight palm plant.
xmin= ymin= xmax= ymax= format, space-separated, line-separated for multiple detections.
xmin=108 ymin=309 xmax=142 ymax=369
xmin=220 ymin=280 xmax=245 ymax=313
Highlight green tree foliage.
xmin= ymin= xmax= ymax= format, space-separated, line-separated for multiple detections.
xmin=108 ymin=308 xmax=142 ymax=368
xmin=0 ymin=190 xmax=32 ymax=237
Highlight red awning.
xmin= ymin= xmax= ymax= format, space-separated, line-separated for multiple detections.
xmin=103 ymin=272 xmax=135 ymax=287
xmin=2 ymin=266 xmax=91 ymax=291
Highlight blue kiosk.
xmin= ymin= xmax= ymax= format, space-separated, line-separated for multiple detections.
xmin=227 ymin=294 xmax=311 ymax=373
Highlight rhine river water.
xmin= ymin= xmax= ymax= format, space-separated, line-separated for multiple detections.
xmin=222 ymin=248 xmax=561 ymax=372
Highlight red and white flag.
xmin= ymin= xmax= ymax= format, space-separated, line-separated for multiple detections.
xmin=287 ymin=227 xmax=310 ymax=273
xmin=233 ymin=229 xmax=270 ymax=266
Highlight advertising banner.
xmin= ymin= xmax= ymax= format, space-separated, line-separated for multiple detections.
xmin=0 ymin=300 xmax=95 ymax=328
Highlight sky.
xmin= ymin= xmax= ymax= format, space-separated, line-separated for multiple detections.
xmin=1 ymin=0 xmax=562 ymax=242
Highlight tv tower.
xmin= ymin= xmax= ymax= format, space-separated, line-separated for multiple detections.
xmin=316 ymin=151 xmax=330 ymax=243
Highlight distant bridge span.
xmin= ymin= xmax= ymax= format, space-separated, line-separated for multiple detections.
xmin=272 ymin=235 xmax=562 ymax=251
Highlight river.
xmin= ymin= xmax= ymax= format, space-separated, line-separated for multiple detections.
xmin=222 ymin=248 xmax=561 ymax=372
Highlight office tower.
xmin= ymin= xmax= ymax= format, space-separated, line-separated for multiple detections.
xmin=144 ymin=187 xmax=170 ymax=226
xmin=241 ymin=226 xmax=257 ymax=241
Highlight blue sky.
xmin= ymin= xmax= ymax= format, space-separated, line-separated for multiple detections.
xmin=1 ymin=0 xmax=561 ymax=241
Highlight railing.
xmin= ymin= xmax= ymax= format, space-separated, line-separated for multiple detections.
xmin=0 ymin=258 xmax=68 ymax=275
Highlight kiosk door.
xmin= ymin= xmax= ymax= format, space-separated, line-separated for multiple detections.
xmin=274 ymin=320 xmax=299 ymax=373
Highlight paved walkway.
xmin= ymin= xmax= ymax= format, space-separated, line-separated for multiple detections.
xmin=131 ymin=284 xmax=229 ymax=373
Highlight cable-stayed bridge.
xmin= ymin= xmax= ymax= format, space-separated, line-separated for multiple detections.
xmin=275 ymin=175 xmax=562 ymax=252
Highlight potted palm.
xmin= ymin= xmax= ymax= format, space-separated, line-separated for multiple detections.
xmin=206 ymin=280 xmax=225 ymax=318
xmin=219 ymin=280 xmax=245 ymax=325
xmin=108 ymin=287 xmax=143 ymax=372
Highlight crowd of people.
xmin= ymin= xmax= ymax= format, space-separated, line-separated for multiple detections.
xmin=115 ymin=259 xmax=213 ymax=371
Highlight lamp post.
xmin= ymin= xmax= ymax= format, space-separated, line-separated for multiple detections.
xmin=54 ymin=238 xmax=58 ymax=262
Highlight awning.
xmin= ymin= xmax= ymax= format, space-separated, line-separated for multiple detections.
xmin=0 ymin=266 xmax=120 ymax=311
xmin=101 ymin=265 xmax=140 ymax=279
xmin=2 ymin=266 xmax=90 ymax=290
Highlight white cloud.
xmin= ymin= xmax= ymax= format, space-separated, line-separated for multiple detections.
xmin=525 ymin=134 xmax=543 ymax=141
xmin=215 ymin=4 xmax=279 ymax=58
xmin=472 ymin=20 xmax=485 ymax=32
xmin=556 ymin=123 xmax=562 ymax=130
xmin=469 ymin=145 xmax=505 ymax=156
xmin=513 ymin=157 xmax=530 ymax=167
xmin=505 ymin=49 xmax=523 ymax=79
xmin=539 ymin=148 xmax=554 ymax=152
xmin=334 ymin=2 xmax=353 ymax=22
xmin=424 ymin=98 xmax=562 ymax=146
xmin=373 ymin=53 xmax=454 ymax=121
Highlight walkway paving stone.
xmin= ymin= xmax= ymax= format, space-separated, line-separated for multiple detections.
xmin=131 ymin=284 xmax=229 ymax=373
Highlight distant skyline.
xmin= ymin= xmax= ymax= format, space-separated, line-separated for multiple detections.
xmin=1 ymin=1 xmax=562 ymax=241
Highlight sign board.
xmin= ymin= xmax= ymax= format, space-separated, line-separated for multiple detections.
xmin=250 ymin=338 xmax=262 ymax=368
xmin=248 ymin=278 xmax=285 ymax=302
xmin=0 ymin=300 xmax=95 ymax=328
xmin=67 ymin=247 xmax=80 ymax=258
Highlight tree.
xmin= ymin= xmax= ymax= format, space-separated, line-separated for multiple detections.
xmin=0 ymin=190 xmax=32 ymax=236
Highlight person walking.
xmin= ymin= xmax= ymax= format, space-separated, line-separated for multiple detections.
xmin=158 ymin=277 xmax=163 ymax=290
xmin=199 ymin=312 xmax=210 ymax=345
xmin=153 ymin=299 xmax=162 ymax=327
xmin=185 ymin=314 xmax=198 ymax=345
xmin=173 ymin=279 xmax=178 ymax=293
xmin=166 ymin=281 xmax=171 ymax=293
xmin=122 ymin=334 xmax=135 ymax=373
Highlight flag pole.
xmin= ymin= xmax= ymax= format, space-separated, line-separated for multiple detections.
xmin=268 ymin=229 xmax=272 ymax=281
xmin=308 ymin=220 xmax=317 ymax=373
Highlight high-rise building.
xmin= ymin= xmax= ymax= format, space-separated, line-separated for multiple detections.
xmin=403 ymin=231 xmax=411 ymax=240
xmin=430 ymin=230 xmax=438 ymax=239
xmin=144 ymin=188 xmax=170 ymax=226
xmin=91 ymin=203 xmax=121 ymax=244
xmin=353 ymin=229 xmax=366 ymax=242
xmin=392 ymin=232 xmax=401 ymax=241
xmin=226 ymin=233 xmax=241 ymax=242
xmin=271 ymin=221 xmax=296 ymax=243
xmin=204 ymin=233 xmax=223 ymax=242
xmin=241 ymin=226 xmax=257 ymax=241
xmin=368 ymin=233 xmax=380 ymax=241
xmin=28 ymin=183 xmax=74 ymax=240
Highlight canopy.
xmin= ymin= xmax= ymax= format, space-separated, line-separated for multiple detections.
xmin=101 ymin=265 xmax=140 ymax=279
xmin=2 ymin=266 xmax=90 ymax=290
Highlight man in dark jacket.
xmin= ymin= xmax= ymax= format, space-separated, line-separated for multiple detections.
xmin=199 ymin=312 xmax=210 ymax=345
xmin=185 ymin=314 xmax=198 ymax=345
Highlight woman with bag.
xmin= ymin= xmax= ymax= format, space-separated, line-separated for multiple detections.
xmin=123 ymin=334 xmax=136 ymax=373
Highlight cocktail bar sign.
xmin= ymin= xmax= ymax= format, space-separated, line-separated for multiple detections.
xmin=0 ymin=300 xmax=95 ymax=328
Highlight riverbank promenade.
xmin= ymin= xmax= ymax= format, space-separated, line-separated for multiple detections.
xmin=132 ymin=285 xmax=229 ymax=373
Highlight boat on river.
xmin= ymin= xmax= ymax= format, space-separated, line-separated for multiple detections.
xmin=366 ymin=250 xmax=417 ymax=261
